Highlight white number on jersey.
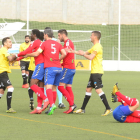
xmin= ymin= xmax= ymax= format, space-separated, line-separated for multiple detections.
xmin=51 ymin=44 xmax=56 ymax=54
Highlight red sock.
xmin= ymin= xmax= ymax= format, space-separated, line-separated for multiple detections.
xmin=53 ymin=91 xmax=57 ymax=103
xmin=117 ymin=96 xmax=128 ymax=106
xmin=125 ymin=115 xmax=140 ymax=123
xmin=58 ymin=86 xmax=74 ymax=106
xmin=116 ymin=91 xmax=137 ymax=106
xmin=46 ymin=89 xmax=54 ymax=107
xmin=37 ymin=87 xmax=44 ymax=107
xmin=30 ymin=85 xmax=47 ymax=100
xmin=130 ymin=110 xmax=140 ymax=118
xmin=66 ymin=86 xmax=74 ymax=102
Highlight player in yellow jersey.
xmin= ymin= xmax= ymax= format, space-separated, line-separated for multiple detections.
xmin=68 ymin=31 xmax=112 ymax=116
xmin=19 ymin=35 xmax=31 ymax=88
xmin=0 ymin=37 xmax=17 ymax=113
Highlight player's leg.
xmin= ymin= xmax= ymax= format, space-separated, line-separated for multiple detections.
xmin=65 ymin=69 xmax=76 ymax=102
xmin=57 ymin=88 xmax=66 ymax=109
xmin=25 ymin=61 xmax=30 ymax=83
xmin=0 ymin=82 xmax=5 ymax=99
xmin=94 ymin=74 xmax=112 ymax=116
xmin=1 ymin=72 xmax=16 ymax=113
xmin=112 ymin=83 xmax=138 ymax=107
xmin=20 ymin=61 xmax=28 ymax=88
xmin=28 ymin=70 xmax=34 ymax=110
xmin=29 ymin=64 xmax=49 ymax=113
xmin=58 ymin=68 xmax=75 ymax=113
xmin=74 ymin=74 xmax=93 ymax=114
xmin=125 ymin=115 xmax=140 ymax=123
xmin=52 ymin=85 xmax=57 ymax=104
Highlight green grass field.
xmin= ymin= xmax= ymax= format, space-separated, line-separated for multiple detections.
xmin=0 ymin=70 xmax=140 ymax=140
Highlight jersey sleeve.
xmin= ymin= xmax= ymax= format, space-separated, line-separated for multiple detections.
xmin=18 ymin=44 xmax=33 ymax=57
xmin=3 ymin=50 xmax=10 ymax=58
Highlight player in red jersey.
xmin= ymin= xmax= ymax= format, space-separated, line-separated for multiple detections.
xmin=57 ymin=29 xmax=76 ymax=114
xmin=17 ymin=29 xmax=49 ymax=114
xmin=24 ymin=29 xmax=66 ymax=115
xmin=112 ymin=83 xmax=140 ymax=123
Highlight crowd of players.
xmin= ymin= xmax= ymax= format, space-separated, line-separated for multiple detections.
xmin=0 ymin=27 xmax=140 ymax=122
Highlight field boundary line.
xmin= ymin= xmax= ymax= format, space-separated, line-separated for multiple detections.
xmin=0 ymin=114 xmax=138 ymax=140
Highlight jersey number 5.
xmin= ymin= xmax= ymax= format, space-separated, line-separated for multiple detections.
xmin=51 ymin=44 xmax=56 ymax=54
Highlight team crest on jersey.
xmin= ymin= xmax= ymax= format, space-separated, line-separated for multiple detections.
xmin=66 ymin=40 xmax=69 ymax=48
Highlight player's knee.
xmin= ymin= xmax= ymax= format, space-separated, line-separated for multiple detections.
xmin=8 ymin=87 xmax=14 ymax=92
xmin=86 ymin=88 xmax=92 ymax=93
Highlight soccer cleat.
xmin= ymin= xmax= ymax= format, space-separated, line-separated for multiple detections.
xmin=111 ymin=93 xmax=118 ymax=103
xmin=101 ymin=109 xmax=113 ymax=116
xmin=22 ymin=84 xmax=29 ymax=88
xmin=58 ymin=103 xmax=66 ymax=109
xmin=73 ymin=109 xmax=85 ymax=114
xmin=29 ymin=99 xmax=34 ymax=110
xmin=66 ymin=104 xmax=77 ymax=114
xmin=42 ymin=100 xmax=49 ymax=111
xmin=6 ymin=108 xmax=16 ymax=113
xmin=46 ymin=104 xmax=57 ymax=115
xmin=112 ymin=83 xmax=119 ymax=95
xmin=30 ymin=108 xmax=42 ymax=114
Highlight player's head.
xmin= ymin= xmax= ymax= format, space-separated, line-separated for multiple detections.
xmin=25 ymin=35 xmax=30 ymax=43
xmin=58 ymin=29 xmax=68 ymax=42
xmin=91 ymin=31 xmax=101 ymax=42
xmin=2 ymin=37 xmax=12 ymax=48
xmin=39 ymin=32 xmax=44 ymax=41
xmin=44 ymin=29 xmax=53 ymax=40
xmin=31 ymin=29 xmax=40 ymax=41
xmin=45 ymin=27 xmax=51 ymax=30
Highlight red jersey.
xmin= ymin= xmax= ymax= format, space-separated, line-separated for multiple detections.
xmin=18 ymin=39 xmax=44 ymax=66
xmin=63 ymin=39 xmax=75 ymax=69
xmin=39 ymin=40 xmax=63 ymax=68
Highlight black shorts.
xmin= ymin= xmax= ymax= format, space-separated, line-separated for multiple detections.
xmin=0 ymin=72 xmax=12 ymax=90
xmin=87 ymin=74 xmax=103 ymax=89
xmin=20 ymin=61 xmax=30 ymax=71
xmin=28 ymin=70 xmax=34 ymax=84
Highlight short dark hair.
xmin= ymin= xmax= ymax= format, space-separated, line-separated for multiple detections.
xmin=25 ymin=35 xmax=30 ymax=39
xmin=58 ymin=29 xmax=68 ymax=36
xmin=39 ymin=32 xmax=44 ymax=41
xmin=32 ymin=29 xmax=40 ymax=38
xmin=2 ymin=37 xmax=10 ymax=46
xmin=92 ymin=31 xmax=101 ymax=40
xmin=44 ymin=29 xmax=53 ymax=38
xmin=45 ymin=27 xmax=51 ymax=30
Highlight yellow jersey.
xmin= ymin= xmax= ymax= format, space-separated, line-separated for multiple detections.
xmin=28 ymin=57 xmax=35 ymax=71
xmin=87 ymin=43 xmax=104 ymax=74
xmin=0 ymin=47 xmax=11 ymax=73
xmin=19 ymin=42 xmax=30 ymax=61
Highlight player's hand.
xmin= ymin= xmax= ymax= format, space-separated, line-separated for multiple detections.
xmin=78 ymin=50 xmax=85 ymax=56
xmin=23 ymin=55 xmax=28 ymax=58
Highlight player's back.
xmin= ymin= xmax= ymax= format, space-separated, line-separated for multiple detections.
xmin=42 ymin=40 xmax=62 ymax=68
xmin=63 ymin=39 xmax=75 ymax=69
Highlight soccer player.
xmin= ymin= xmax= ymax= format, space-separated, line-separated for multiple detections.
xmin=0 ymin=37 xmax=17 ymax=113
xmin=24 ymin=29 xmax=66 ymax=115
xmin=17 ymin=29 xmax=49 ymax=114
xmin=19 ymin=35 xmax=31 ymax=88
xmin=44 ymin=27 xmax=66 ymax=109
xmin=112 ymin=83 xmax=140 ymax=123
xmin=68 ymin=31 xmax=112 ymax=116
xmin=57 ymin=29 xmax=76 ymax=114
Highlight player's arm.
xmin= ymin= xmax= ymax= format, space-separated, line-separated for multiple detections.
xmin=18 ymin=44 xmax=32 ymax=57
xmin=7 ymin=54 xmax=17 ymax=62
xmin=59 ymin=49 xmax=66 ymax=61
xmin=23 ymin=48 xmax=42 ymax=58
